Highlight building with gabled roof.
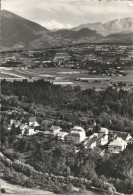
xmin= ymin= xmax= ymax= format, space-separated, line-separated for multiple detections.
xmin=108 ymin=137 xmax=127 ymax=153
xmin=99 ymin=127 xmax=108 ymax=135
xmin=19 ymin=124 xmax=28 ymax=135
xmin=24 ymin=128 xmax=35 ymax=135
xmin=14 ymin=121 xmax=21 ymax=128
xmin=66 ymin=126 xmax=86 ymax=144
xmin=56 ymin=131 xmax=68 ymax=140
xmin=28 ymin=117 xmax=39 ymax=127
xmin=50 ymin=125 xmax=62 ymax=131
xmin=44 ymin=125 xmax=62 ymax=137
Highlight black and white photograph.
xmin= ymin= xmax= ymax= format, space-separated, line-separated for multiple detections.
xmin=0 ymin=0 xmax=133 ymax=194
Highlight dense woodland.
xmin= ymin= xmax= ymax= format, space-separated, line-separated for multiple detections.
xmin=1 ymin=79 xmax=133 ymax=194
xmin=1 ymin=79 xmax=133 ymax=132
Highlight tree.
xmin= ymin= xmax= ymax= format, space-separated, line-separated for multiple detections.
xmin=66 ymin=183 xmax=74 ymax=193
xmin=1 ymin=188 xmax=6 ymax=194
xmin=79 ymin=184 xmax=86 ymax=193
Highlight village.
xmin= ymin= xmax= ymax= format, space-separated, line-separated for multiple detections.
xmin=7 ymin=116 xmax=133 ymax=155
xmin=1 ymin=44 xmax=133 ymax=74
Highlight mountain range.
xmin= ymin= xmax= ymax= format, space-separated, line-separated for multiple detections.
xmin=1 ymin=10 xmax=133 ymax=49
xmin=72 ymin=17 xmax=133 ymax=36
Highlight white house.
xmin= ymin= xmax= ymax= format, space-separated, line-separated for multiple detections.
xmin=24 ymin=128 xmax=35 ymax=135
xmin=108 ymin=137 xmax=127 ymax=153
xmin=10 ymin=119 xmax=15 ymax=125
xmin=66 ymin=126 xmax=86 ymax=144
xmin=99 ymin=135 xmax=108 ymax=146
xmin=44 ymin=130 xmax=53 ymax=137
xmin=44 ymin=125 xmax=62 ymax=137
xmin=56 ymin=131 xmax=68 ymax=140
xmin=99 ymin=127 xmax=108 ymax=135
xmin=14 ymin=121 xmax=21 ymax=128
xmin=50 ymin=125 xmax=62 ymax=136
xmin=29 ymin=117 xmax=39 ymax=127
xmin=86 ymin=137 xmax=97 ymax=149
xmin=19 ymin=124 xmax=28 ymax=135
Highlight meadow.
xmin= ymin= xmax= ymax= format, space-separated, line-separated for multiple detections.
xmin=0 ymin=67 xmax=133 ymax=90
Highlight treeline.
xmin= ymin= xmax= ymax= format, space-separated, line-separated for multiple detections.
xmin=1 ymin=79 xmax=133 ymax=133
xmin=1 ymin=79 xmax=133 ymax=116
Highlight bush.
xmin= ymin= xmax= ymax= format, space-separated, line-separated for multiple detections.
xmin=1 ymin=188 xmax=6 ymax=193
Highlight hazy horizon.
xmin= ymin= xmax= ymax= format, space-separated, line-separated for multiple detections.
xmin=1 ymin=0 xmax=133 ymax=30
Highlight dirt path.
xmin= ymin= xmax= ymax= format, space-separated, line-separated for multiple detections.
xmin=0 ymin=178 xmax=55 ymax=195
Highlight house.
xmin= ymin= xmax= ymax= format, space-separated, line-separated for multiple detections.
xmin=10 ymin=119 xmax=15 ymax=125
xmin=85 ymin=137 xmax=97 ymax=149
xmin=14 ymin=121 xmax=21 ymax=128
xmin=44 ymin=125 xmax=62 ymax=137
xmin=43 ymin=130 xmax=52 ymax=137
xmin=19 ymin=124 xmax=28 ymax=135
xmin=56 ymin=131 xmax=68 ymax=140
xmin=50 ymin=125 xmax=62 ymax=136
xmin=99 ymin=127 xmax=108 ymax=135
xmin=66 ymin=126 xmax=86 ymax=144
xmin=117 ymin=132 xmax=132 ymax=142
xmin=24 ymin=128 xmax=35 ymax=135
xmin=97 ymin=134 xmax=108 ymax=146
xmin=88 ymin=120 xmax=96 ymax=133
xmin=29 ymin=117 xmax=39 ymax=127
xmin=109 ymin=130 xmax=132 ymax=143
xmin=108 ymin=137 xmax=127 ymax=153
xmin=98 ymin=128 xmax=108 ymax=146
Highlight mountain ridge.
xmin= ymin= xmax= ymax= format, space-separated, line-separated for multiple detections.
xmin=1 ymin=10 xmax=133 ymax=49
xmin=72 ymin=17 xmax=133 ymax=36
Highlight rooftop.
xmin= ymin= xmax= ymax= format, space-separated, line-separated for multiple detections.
xmin=109 ymin=137 xmax=127 ymax=146
xmin=50 ymin=125 xmax=61 ymax=131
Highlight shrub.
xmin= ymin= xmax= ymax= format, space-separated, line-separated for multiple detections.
xmin=1 ymin=188 xmax=6 ymax=193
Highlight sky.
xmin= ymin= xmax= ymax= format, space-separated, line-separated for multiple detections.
xmin=1 ymin=0 xmax=133 ymax=30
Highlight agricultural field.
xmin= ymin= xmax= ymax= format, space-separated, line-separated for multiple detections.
xmin=0 ymin=67 xmax=133 ymax=91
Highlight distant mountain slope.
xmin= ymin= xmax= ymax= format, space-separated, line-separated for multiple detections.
xmin=72 ymin=18 xmax=133 ymax=36
xmin=29 ymin=28 xmax=102 ymax=49
xmin=1 ymin=10 xmax=48 ymax=47
xmin=50 ymin=28 xmax=102 ymax=40
xmin=101 ymin=32 xmax=133 ymax=43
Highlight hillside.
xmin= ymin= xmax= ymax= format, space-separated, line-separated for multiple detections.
xmin=0 ymin=178 xmax=55 ymax=195
xmin=1 ymin=10 xmax=48 ymax=48
xmin=101 ymin=32 xmax=133 ymax=43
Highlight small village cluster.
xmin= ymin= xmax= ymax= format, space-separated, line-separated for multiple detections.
xmin=8 ymin=117 xmax=133 ymax=154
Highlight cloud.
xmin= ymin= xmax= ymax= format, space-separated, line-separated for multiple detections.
xmin=40 ymin=20 xmax=73 ymax=30
xmin=2 ymin=0 xmax=133 ymax=28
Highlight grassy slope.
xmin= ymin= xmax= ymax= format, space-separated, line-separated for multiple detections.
xmin=0 ymin=178 xmax=55 ymax=195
